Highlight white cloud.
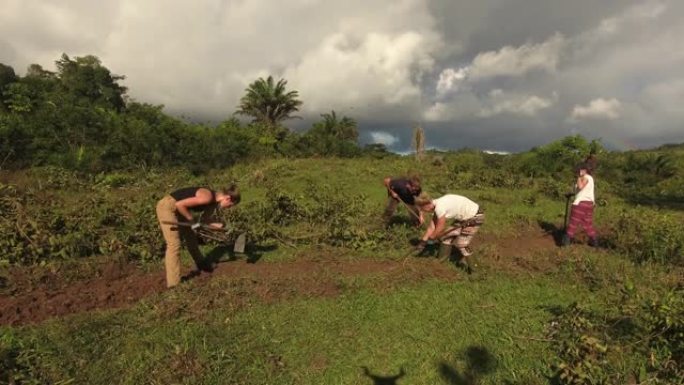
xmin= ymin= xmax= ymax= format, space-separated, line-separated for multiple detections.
xmin=424 ymin=90 xmax=555 ymax=121
xmin=436 ymin=67 xmax=469 ymax=96
xmin=1 ymin=0 xmax=683 ymax=151
xmin=469 ymin=33 xmax=565 ymax=79
xmin=284 ymin=30 xmax=440 ymax=115
xmin=432 ymin=33 xmax=565 ymax=100
xmin=370 ymin=131 xmax=399 ymax=146
xmin=479 ymin=91 xmax=555 ymax=117
xmin=597 ymin=1 xmax=667 ymax=36
xmin=570 ymin=98 xmax=622 ymax=121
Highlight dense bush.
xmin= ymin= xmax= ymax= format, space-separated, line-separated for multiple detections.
xmin=0 ymin=54 xmax=368 ymax=173
xmin=550 ymin=287 xmax=684 ymax=384
xmin=604 ymin=209 xmax=684 ymax=266
xmin=0 ymin=181 xmax=162 ymax=265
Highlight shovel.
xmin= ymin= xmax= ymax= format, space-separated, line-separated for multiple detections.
xmin=162 ymin=220 xmax=247 ymax=253
xmin=233 ymin=232 xmax=246 ymax=254
xmin=563 ymin=193 xmax=573 ymax=231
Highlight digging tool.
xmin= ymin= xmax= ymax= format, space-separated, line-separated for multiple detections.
xmin=162 ymin=220 xmax=247 ymax=253
xmin=162 ymin=220 xmax=229 ymax=231
xmin=233 ymin=232 xmax=246 ymax=254
xmin=389 ymin=187 xmax=423 ymax=224
xmin=563 ymin=193 xmax=572 ymax=231
xmin=400 ymin=199 xmax=422 ymax=223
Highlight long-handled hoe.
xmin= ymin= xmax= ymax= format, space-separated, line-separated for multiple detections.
xmin=162 ymin=221 xmax=247 ymax=254
xmin=563 ymin=193 xmax=572 ymax=232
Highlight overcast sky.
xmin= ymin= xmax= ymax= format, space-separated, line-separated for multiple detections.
xmin=2 ymin=0 xmax=683 ymax=152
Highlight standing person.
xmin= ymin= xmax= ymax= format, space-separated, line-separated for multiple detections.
xmin=562 ymin=164 xmax=598 ymax=247
xmin=414 ymin=194 xmax=485 ymax=272
xmin=382 ymin=175 xmax=423 ymax=226
xmin=156 ymin=185 xmax=241 ymax=288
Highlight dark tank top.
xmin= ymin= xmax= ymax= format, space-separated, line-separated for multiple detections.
xmin=170 ymin=187 xmax=216 ymax=212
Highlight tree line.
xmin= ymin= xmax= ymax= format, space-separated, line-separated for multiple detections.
xmin=1 ymin=53 xmax=682 ymax=196
xmin=0 ymin=54 xmax=378 ymax=173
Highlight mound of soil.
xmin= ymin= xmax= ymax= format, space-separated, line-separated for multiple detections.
xmin=0 ymin=230 xmax=562 ymax=326
xmin=0 ymin=257 xmax=460 ymax=326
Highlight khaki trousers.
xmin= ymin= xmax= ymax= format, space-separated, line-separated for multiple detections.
xmin=156 ymin=195 xmax=204 ymax=287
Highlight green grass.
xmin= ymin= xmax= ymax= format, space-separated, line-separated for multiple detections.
xmin=2 ymin=156 xmax=683 ymax=384
xmin=2 ymin=272 xmax=598 ymax=385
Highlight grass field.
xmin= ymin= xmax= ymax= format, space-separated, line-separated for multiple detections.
xmin=1 ymin=156 xmax=683 ymax=384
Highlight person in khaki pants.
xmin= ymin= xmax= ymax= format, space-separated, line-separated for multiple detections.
xmin=156 ymin=185 xmax=240 ymax=288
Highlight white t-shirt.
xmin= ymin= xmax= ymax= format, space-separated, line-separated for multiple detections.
xmin=573 ymin=174 xmax=595 ymax=205
xmin=433 ymin=194 xmax=479 ymax=221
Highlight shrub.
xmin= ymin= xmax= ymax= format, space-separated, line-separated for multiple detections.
xmin=550 ymin=287 xmax=684 ymax=385
xmin=604 ymin=209 xmax=684 ymax=266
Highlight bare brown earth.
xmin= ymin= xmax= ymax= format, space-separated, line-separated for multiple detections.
xmin=0 ymin=231 xmax=560 ymax=326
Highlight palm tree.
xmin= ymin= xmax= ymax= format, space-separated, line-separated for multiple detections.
xmin=236 ymin=76 xmax=303 ymax=128
xmin=317 ymin=110 xmax=358 ymax=141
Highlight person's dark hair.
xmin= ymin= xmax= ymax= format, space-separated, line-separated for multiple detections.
xmin=576 ymin=162 xmax=592 ymax=175
xmin=408 ymin=174 xmax=421 ymax=188
xmin=584 ymin=154 xmax=597 ymax=174
xmin=222 ymin=184 xmax=241 ymax=204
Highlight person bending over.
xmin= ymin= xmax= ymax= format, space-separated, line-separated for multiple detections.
xmin=382 ymin=175 xmax=423 ymax=226
xmin=415 ymin=193 xmax=485 ymax=273
xmin=156 ymin=185 xmax=240 ymax=288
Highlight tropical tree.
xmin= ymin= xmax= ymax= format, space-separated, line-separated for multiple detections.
xmin=236 ymin=75 xmax=303 ymax=129
xmin=310 ymin=110 xmax=358 ymax=141
xmin=55 ymin=54 xmax=127 ymax=111
xmin=300 ymin=110 xmax=359 ymax=157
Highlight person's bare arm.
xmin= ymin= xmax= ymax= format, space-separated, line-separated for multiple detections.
xmin=576 ymin=176 xmax=588 ymax=190
xmin=175 ymin=188 xmax=213 ymax=222
xmin=430 ymin=216 xmax=448 ymax=240
xmin=384 ymin=177 xmax=399 ymax=199
xmin=421 ymin=215 xmax=440 ymax=241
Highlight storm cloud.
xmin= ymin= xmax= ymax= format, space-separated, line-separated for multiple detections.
xmin=1 ymin=0 xmax=682 ymax=151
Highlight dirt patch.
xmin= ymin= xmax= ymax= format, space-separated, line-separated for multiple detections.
xmin=0 ymin=256 xmax=459 ymax=326
xmin=473 ymin=231 xmax=564 ymax=274
xmin=0 ymin=230 xmax=571 ymax=327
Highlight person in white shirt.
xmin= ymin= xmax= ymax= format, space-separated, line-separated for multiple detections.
xmin=414 ymin=194 xmax=485 ymax=273
xmin=562 ymin=163 xmax=598 ymax=247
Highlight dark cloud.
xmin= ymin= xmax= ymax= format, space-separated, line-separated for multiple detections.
xmin=1 ymin=0 xmax=682 ymax=152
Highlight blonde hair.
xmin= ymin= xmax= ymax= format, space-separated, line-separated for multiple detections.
xmin=414 ymin=193 xmax=432 ymax=207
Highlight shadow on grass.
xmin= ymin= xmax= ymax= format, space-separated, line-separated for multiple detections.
xmin=438 ymin=345 xmax=497 ymax=385
xmin=538 ymin=220 xmax=564 ymax=246
xmin=205 ymin=243 xmax=278 ymax=265
xmin=361 ymin=366 xmax=405 ymax=385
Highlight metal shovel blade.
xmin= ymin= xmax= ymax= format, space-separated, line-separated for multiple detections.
xmin=233 ymin=233 xmax=246 ymax=254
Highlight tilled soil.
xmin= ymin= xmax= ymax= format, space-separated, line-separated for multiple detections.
xmin=0 ymin=231 xmax=560 ymax=326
